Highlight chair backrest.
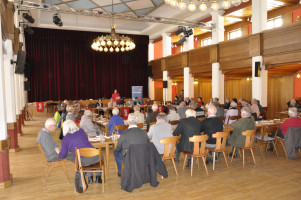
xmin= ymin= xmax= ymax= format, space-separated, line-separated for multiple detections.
xmin=160 ymin=136 xmax=180 ymax=158
xmin=218 ymin=116 xmax=225 ymax=123
xmin=242 ymin=130 xmax=256 ymax=148
xmin=189 ymin=135 xmax=209 ymax=156
xmin=75 ymin=147 xmax=102 ymax=171
xmin=212 ymin=132 xmax=229 ymax=151
xmin=149 ymin=121 xmax=156 ymax=128
xmin=262 ymin=125 xmax=278 ymax=141
xmin=137 ymin=123 xmax=144 ymax=128
xmin=198 ymin=117 xmax=207 ymax=122
xmin=37 ymin=143 xmax=49 ymax=164
xmin=113 ymin=124 xmax=128 ymax=133
xmin=227 ymin=115 xmax=238 ymax=124
xmin=169 ymin=120 xmax=179 ymax=125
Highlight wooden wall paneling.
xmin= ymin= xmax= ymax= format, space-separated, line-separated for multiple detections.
xmin=189 ymin=46 xmax=212 ymax=75
xmin=196 ymin=32 xmax=211 ymax=48
xmin=165 ymin=52 xmax=186 ymax=78
xmin=1 ymin=0 xmax=8 ymax=39
xmin=249 ymin=33 xmax=262 ymax=57
xmin=13 ymin=28 xmax=20 ymax=54
xmin=210 ymin=44 xmax=218 ymax=63
xmin=263 ymin=23 xmax=301 ymax=66
xmin=282 ymin=12 xmax=293 ymax=26
xmin=150 ymin=58 xmax=163 ymax=79
xmin=155 ymin=87 xmax=163 ymax=102
xmin=7 ymin=2 xmax=14 ymax=40
xmin=176 ymin=82 xmax=184 ymax=97
xmin=268 ymin=75 xmax=294 ymax=119
xmin=225 ymin=79 xmax=252 ymax=102
xmin=198 ymin=81 xmax=212 ymax=105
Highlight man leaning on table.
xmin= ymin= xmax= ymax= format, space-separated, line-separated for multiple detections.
xmin=114 ymin=114 xmax=149 ymax=177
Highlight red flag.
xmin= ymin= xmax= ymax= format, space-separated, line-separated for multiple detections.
xmin=158 ymin=105 xmax=164 ymax=112
xmin=121 ymin=107 xmax=130 ymax=120
xmin=37 ymin=102 xmax=44 ymax=112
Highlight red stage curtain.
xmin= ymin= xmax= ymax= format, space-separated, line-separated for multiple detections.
xmin=25 ymin=27 xmax=149 ymax=102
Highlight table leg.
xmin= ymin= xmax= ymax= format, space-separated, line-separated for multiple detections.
xmin=106 ymin=143 xmax=109 ymax=173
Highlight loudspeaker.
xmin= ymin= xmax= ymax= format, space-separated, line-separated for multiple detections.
xmin=146 ymin=65 xmax=153 ymax=78
xmin=163 ymin=81 xmax=168 ymax=88
xmin=255 ymin=61 xmax=261 ymax=77
xmin=24 ymin=81 xmax=30 ymax=91
xmin=24 ymin=62 xmax=31 ymax=79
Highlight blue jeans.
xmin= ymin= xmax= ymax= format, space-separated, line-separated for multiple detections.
xmin=114 ymin=151 xmax=123 ymax=174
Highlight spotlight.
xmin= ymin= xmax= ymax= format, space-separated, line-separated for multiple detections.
xmin=184 ymin=28 xmax=193 ymax=37
xmin=23 ymin=24 xmax=34 ymax=35
xmin=177 ymin=36 xmax=186 ymax=45
xmin=175 ymin=26 xmax=186 ymax=36
xmin=22 ymin=13 xmax=35 ymax=23
xmin=53 ymin=13 xmax=63 ymax=27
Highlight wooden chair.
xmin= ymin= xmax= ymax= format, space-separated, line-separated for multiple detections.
xmin=218 ymin=116 xmax=225 ymax=123
xmin=113 ymin=124 xmax=128 ymax=134
xmin=160 ymin=136 xmax=180 ymax=176
xmin=226 ymin=115 xmax=239 ymax=124
xmin=182 ymin=135 xmax=209 ymax=176
xmin=256 ymin=125 xmax=278 ymax=158
xmin=169 ymin=120 xmax=179 ymax=126
xmin=205 ymin=132 xmax=229 ymax=170
xmin=75 ymin=147 xmax=105 ymax=192
xmin=198 ymin=117 xmax=207 ymax=122
xmin=37 ymin=143 xmax=69 ymax=183
xmin=137 ymin=123 xmax=144 ymax=129
xmin=231 ymin=130 xmax=256 ymax=167
xmin=274 ymin=135 xmax=288 ymax=159
xmin=149 ymin=121 xmax=156 ymax=128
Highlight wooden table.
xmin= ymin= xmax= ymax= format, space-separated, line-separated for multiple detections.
xmin=90 ymin=138 xmax=118 ymax=174
xmin=93 ymin=120 xmax=109 ymax=136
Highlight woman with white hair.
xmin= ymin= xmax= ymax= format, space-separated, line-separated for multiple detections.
xmin=79 ymin=110 xmax=101 ymax=136
xmin=56 ymin=120 xmax=102 ymax=184
xmin=225 ymin=102 xmax=239 ymax=124
xmin=108 ymin=108 xmax=124 ymax=135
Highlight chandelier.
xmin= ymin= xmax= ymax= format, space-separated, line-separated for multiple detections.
xmin=91 ymin=0 xmax=135 ymax=52
xmin=165 ymin=0 xmax=249 ymax=13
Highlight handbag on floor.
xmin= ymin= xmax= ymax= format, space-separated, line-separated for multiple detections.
xmin=75 ymin=171 xmax=88 ymax=193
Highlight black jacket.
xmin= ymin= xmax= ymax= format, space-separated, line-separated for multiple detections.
xmin=121 ymin=143 xmax=168 ymax=192
xmin=173 ymin=117 xmax=202 ymax=152
xmin=200 ymin=117 xmax=224 ymax=144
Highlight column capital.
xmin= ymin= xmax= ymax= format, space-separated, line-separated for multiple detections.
xmin=149 ymin=40 xmax=154 ymax=44
xmin=161 ymin=32 xmax=172 ymax=37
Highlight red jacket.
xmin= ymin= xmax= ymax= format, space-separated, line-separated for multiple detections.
xmin=112 ymin=93 xmax=120 ymax=103
xmin=279 ymin=117 xmax=301 ymax=136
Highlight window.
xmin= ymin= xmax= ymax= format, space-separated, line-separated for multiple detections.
xmin=267 ymin=16 xmax=283 ymax=29
xmin=201 ymin=37 xmax=212 ymax=47
xmin=228 ymin=28 xmax=242 ymax=40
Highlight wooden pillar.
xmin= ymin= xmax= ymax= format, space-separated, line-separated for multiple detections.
xmin=7 ymin=122 xmax=19 ymax=152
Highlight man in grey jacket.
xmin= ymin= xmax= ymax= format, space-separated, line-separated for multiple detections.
xmin=37 ymin=118 xmax=61 ymax=162
xmin=148 ymin=112 xmax=173 ymax=155
xmin=177 ymin=102 xmax=188 ymax=119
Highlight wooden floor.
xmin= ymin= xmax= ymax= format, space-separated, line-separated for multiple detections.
xmin=1 ymin=112 xmax=301 ymax=200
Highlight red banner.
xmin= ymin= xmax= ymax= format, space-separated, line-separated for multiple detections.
xmin=121 ymin=107 xmax=130 ymax=120
xmin=158 ymin=105 xmax=164 ymax=112
xmin=37 ymin=102 xmax=44 ymax=112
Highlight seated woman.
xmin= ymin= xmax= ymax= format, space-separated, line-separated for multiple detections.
xmin=205 ymin=98 xmax=213 ymax=109
xmin=224 ymin=97 xmax=231 ymax=109
xmin=197 ymin=97 xmax=204 ymax=107
xmin=125 ymin=98 xmax=133 ymax=107
xmin=56 ymin=120 xmax=102 ymax=184
xmin=108 ymin=108 xmax=124 ymax=135
xmin=80 ymin=110 xmax=101 ymax=136
xmin=250 ymin=98 xmax=260 ymax=120
xmin=225 ymin=102 xmax=239 ymax=124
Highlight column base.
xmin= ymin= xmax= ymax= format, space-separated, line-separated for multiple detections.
xmin=0 ymin=174 xmax=12 ymax=188
xmin=7 ymin=122 xmax=19 ymax=151
xmin=16 ymin=115 xmax=23 ymax=136
xmin=0 ymin=139 xmax=12 ymax=188
xmin=21 ymin=109 xmax=25 ymax=126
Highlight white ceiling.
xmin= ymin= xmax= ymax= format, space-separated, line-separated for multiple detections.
xmin=23 ymin=0 xmax=221 ymax=39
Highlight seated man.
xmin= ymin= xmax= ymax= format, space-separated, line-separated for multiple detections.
xmin=66 ymin=105 xmax=76 ymax=121
xmin=201 ymin=105 xmax=223 ymax=148
xmin=133 ymin=105 xmax=144 ymax=124
xmin=173 ymin=109 xmax=202 ymax=167
xmin=166 ymin=106 xmax=180 ymax=129
xmin=133 ymin=97 xmax=140 ymax=106
xmin=278 ymin=107 xmax=301 ymax=139
xmin=37 ymin=118 xmax=63 ymax=162
xmin=177 ymin=102 xmax=188 ymax=119
xmin=125 ymin=98 xmax=133 ymax=107
xmin=214 ymin=102 xmax=224 ymax=117
xmin=108 ymin=108 xmax=124 ymax=135
xmin=287 ymin=99 xmax=300 ymax=109
xmin=228 ymin=107 xmax=256 ymax=157
xmin=184 ymin=97 xmax=191 ymax=106
xmin=146 ymin=104 xmax=159 ymax=131
xmin=80 ymin=110 xmax=102 ymax=136
xmin=195 ymin=105 xmax=205 ymax=119
xmin=114 ymin=114 xmax=150 ymax=176
xmin=148 ymin=113 xmax=173 ymax=155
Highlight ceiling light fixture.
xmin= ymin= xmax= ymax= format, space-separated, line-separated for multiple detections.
xmin=211 ymin=0 xmax=219 ymax=11
xmin=164 ymin=0 xmax=172 ymax=4
xmin=188 ymin=1 xmax=196 ymax=12
xmin=178 ymin=0 xmax=187 ymax=10
xmin=91 ymin=0 xmax=135 ymax=53
xmin=297 ymin=74 xmax=300 ymax=78
xmin=232 ymin=0 xmax=242 ymax=6
xmin=199 ymin=0 xmax=207 ymax=12
xmin=222 ymin=0 xmax=231 ymax=9
xmin=170 ymin=0 xmax=178 ymax=8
